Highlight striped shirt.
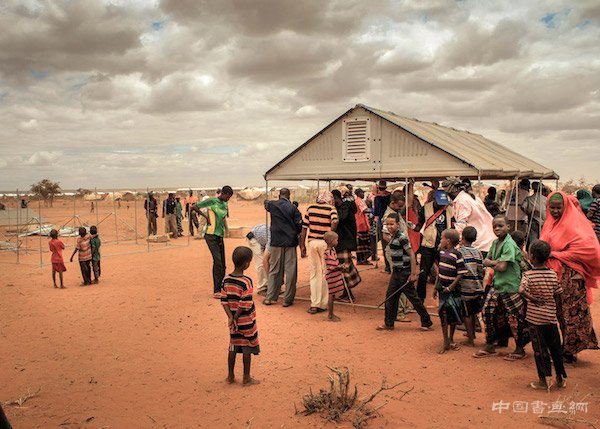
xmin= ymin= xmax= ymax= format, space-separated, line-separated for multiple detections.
xmin=325 ymin=248 xmax=345 ymax=295
xmin=76 ymin=234 xmax=92 ymax=261
xmin=385 ymin=231 xmax=411 ymax=272
xmin=520 ymin=267 xmax=562 ymax=325
xmin=588 ymin=197 xmax=600 ymax=236
xmin=438 ymin=248 xmax=467 ymax=296
xmin=459 ymin=245 xmax=484 ymax=300
xmin=303 ymin=204 xmax=338 ymax=241
xmin=221 ymin=275 xmax=259 ymax=348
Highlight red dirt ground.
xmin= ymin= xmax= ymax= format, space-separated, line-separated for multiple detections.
xmin=1 ymin=197 xmax=599 ymax=428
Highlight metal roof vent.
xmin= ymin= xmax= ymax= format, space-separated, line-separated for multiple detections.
xmin=342 ymin=117 xmax=371 ymax=162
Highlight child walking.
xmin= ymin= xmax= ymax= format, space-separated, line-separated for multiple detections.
xmin=49 ymin=229 xmax=66 ymax=288
xmin=519 ymin=240 xmax=567 ymax=390
xmin=70 ymin=227 xmax=93 ymax=286
xmin=434 ymin=229 xmax=467 ymax=354
xmin=376 ymin=213 xmax=432 ymax=331
xmin=90 ymin=226 xmax=101 ymax=284
xmin=323 ymin=231 xmax=345 ymax=322
xmin=459 ymin=226 xmax=485 ymax=346
xmin=221 ymin=246 xmax=260 ymax=386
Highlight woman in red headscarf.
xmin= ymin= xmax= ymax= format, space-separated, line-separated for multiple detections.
xmin=540 ymin=191 xmax=600 ymax=362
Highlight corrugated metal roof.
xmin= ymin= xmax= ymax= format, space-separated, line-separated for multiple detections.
xmin=265 ymin=104 xmax=558 ymax=181
xmin=362 ymin=105 xmax=557 ymax=179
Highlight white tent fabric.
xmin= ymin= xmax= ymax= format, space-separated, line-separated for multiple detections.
xmin=265 ymin=104 xmax=557 ymax=181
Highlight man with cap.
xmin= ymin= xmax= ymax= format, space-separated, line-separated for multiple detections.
xmin=414 ymin=189 xmax=455 ymax=302
xmin=144 ymin=191 xmax=158 ymax=236
xmin=443 ymin=178 xmax=495 ymax=254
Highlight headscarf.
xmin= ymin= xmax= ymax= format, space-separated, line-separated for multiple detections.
xmin=540 ymin=191 xmax=600 ymax=303
xmin=576 ymin=189 xmax=593 ymax=213
xmin=317 ymin=190 xmax=334 ymax=206
xmin=442 ymin=177 xmax=465 ymax=196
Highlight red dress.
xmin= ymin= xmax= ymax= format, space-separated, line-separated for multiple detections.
xmin=49 ymin=238 xmax=66 ymax=272
xmin=325 ymin=248 xmax=345 ymax=295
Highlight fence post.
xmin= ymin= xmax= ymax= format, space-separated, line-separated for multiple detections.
xmin=16 ymin=188 xmax=20 ymax=264
xmin=38 ymin=199 xmax=43 ymax=268
xmin=113 ymin=191 xmax=119 ymax=244
xmin=134 ymin=189 xmax=138 ymax=245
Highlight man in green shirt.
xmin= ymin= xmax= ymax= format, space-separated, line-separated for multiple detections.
xmin=191 ymin=186 xmax=234 ymax=297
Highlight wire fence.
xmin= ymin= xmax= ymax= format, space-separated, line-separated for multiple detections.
xmin=0 ymin=189 xmax=195 ymax=268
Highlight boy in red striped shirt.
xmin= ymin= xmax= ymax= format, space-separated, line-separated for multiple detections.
xmin=221 ymin=246 xmax=260 ymax=386
xmin=324 ymin=231 xmax=345 ymax=322
xmin=519 ymin=240 xmax=566 ymax=390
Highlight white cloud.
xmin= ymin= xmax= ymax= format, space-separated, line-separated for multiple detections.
xmin=23 ymin=151 xmax=61 ymax=166
xmin=0 ymin=0 xmax=599 ymax=188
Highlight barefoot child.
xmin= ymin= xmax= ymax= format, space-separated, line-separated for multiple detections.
xmin=90 ymin=226 xmax=101 ymax=284
xmin=221 ymin=246 xmax=260 ymax=385
xmin=459 ymin=226 xmax=485 ymax=346
xmin=49 ymin=229 xmax=66 ymax=288
xmin=323 ymin=231 xmax=345 ymax=322
xmin=434 ymin=229 xmax=467 ymax=353
xmin=376 ymin=213 xmax=431 ymax=331
xmin=70 ymin=227 xmax=93 ymax=286
xmin=474 ymin=215 xmax=528 ymax=360
xmin=519 ymin=240 xmax=567 ymax=390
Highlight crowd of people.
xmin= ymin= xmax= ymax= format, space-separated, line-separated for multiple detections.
xmin=215 ymin=179 xmax=600 ymax=387
xmin=58 ymin=180 xmax=600 ymax=388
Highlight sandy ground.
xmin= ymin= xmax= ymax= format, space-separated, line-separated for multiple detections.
xmin=1 ymin=197 xmax=600 ymax=428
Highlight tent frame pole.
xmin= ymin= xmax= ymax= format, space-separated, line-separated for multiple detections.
xmin=515 ymin=175 xmax=519 ymax=232
xmin=265 ymin=180 xmax=269 ymax=229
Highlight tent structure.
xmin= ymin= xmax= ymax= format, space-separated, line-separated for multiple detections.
xmin=264 ymin=104 xmax=558 ymax=182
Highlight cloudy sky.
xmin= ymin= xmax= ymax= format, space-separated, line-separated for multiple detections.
xmin=1 ymin=0 xmax=599 ymax=190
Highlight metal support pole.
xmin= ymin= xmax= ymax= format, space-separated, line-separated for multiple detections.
xmin=265 ymin=180 xmax=269 ymax=228
xmin=38 ymin=199 xmax=43 ymax=268
xmin=95 ymin=187 xmax=99 ymax=227
xmin=317 ymin=179 xmax=320 ymax=196
xmin=16 ymin=188 xmax=20 ymax=263
xmin=113 ymin=191 xmax=119 ymax=244
xmin=515 ymin=175 xmax=519 ymax=232
xmin=73 ymin=192 xmax=77 ymax=247
xmin=134 ymin=189 xmax=138 ymax=245
xmin=147 ymin=187 xmax=150 ymax=253
xmin=25 ymin=190 xmax=29 ymax=253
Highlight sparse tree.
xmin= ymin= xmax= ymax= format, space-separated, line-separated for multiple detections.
xmin=30 ymin=179 xmax=61 ymax=207
xmin=76 ymin=188 xmax=92 ymax=197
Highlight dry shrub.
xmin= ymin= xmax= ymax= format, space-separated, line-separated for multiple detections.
xmin=297 ymin=366 xmax=412 ymax=428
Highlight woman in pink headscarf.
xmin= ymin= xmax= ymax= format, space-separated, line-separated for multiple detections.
xmin=541 ymin=191 xmax=600 ymax=362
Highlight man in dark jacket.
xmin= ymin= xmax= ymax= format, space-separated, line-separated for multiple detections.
xmin=263 ymin=188 xmax=303 ymax=307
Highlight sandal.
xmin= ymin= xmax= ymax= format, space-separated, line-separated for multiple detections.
xmin=450 ymin=343 xmax=461 ymax=351
xmin=529 ymin=381 xmax=549 ymax=390
xmin=307 ymin=307 xmax=319 ymax=314
xmin=376 ymin=325 xmax=394 ymax=331
xmin=262 ymin=299 xmax=275 ymax=306
xmin=473 ymin=350 xmax=499 ymax=358
xmin=503 ymin=353 xmax=527 ymax=361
